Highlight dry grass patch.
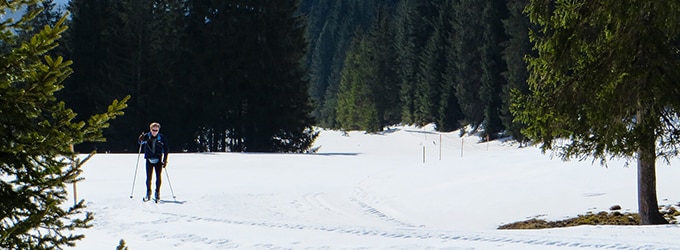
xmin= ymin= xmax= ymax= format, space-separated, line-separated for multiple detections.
xmin=498 ymin=203 xmax=680 ymax=229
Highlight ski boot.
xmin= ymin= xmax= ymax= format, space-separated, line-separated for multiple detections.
xmin=143 ymin=190 xmax=152 ymax=202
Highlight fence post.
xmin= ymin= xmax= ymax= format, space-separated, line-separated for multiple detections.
xmin=70 ymin=144 xmax=77 ymax=207
xmin=439 ymin=134 xmax=442 ymax=160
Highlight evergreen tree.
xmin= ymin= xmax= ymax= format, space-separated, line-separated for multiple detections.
xmin=308 ymin=0 xmax=346 ymax=127
xmin=435 ymin=0 xmax=464 ymax=132
xmin=189 ymin=0 xmax=317 ymax=152
xmin=306 ymin=0 xmax=342 ymax=113
xmin=240 ymin=0 xmax=318 ymax=152
xmin=335 ymin=3 xmax=400 ymax=132
xmin=308 ymin=0 xmax=379 ymax=128
xmin=449 ymin=0 xmax=485 ymax=130
xmin=500 ymin=0 xmax=532 ymax=142
xmin=336 ymin=33 xmax=380 ymax=132
xmin=19 ymin=0 xmax=62 ymax=42
xmin=106 ymin=0 xmax=157 ymax=151
xmin=66 ymin=0 xmax=189 ymax=152
xmin=516 ymin=0 xmax=680 ymax=225
xmin=147 ymin=0 xmax=194 ymax=151
xmin=393 ymin=0 xmax=421 ymax=125
xmin=0 ymin=1 xmax=128 ymax=247
xmin=479 ymin=0 xmax=509 ymax=139
xmin=411 ymin=0 xmax=441 ymax=127
xmin=182 ymin=0 xmax=224 ymax=152
xmin=63 ymin=0 xmax=121 ymax=151
xmin=370 ymin=4 xmax=401 ymax=127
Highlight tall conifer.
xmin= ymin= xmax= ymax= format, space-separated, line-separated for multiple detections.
xmin=517 ymin=0 xmax=680 ymax=224
xmin=0 ymin=2 xmax=128 ymax=247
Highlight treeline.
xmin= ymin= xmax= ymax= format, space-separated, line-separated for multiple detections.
xmin=302 ymin=0 xmax=533 ymax=140
xmin=26 ymin=0 xmax=317 ymax=153
xmin=28 ymin=0 xmax=533 ymax=152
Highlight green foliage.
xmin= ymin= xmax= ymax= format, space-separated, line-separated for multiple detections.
xmin=500 ymin=0 xmax=532 ymax=143
xmin=428 ymin=1 xmax=462 ymax=132
xmin=393 ymin=0 xmax=426 ymax=125
xmin=64 ymin=0 xmax=317 ymax=153
xmin=448 ymin=0 xmax=485 ymax=129
xmin=335 ymin=4 xmax=400 ymax=133
xmin=336 ymin=34 xmax=380 ymax=132
xmin=0 ymin=1 xmax=128 ymax=248
xmin=515 ymin=0 xmax=680 ymax=160
xmin=478 ymin=0 xmax=509 ymax=139
xmin=306 ymin=0 xmax=384 ymax=128
xmin=514 ymin=0 xmax=680 ymax=225
xmin=307 ymin=0 xmax=524 ymax=138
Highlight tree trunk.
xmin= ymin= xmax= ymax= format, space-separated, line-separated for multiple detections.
xmin=637 ymin=109 xmax=668 ymax=225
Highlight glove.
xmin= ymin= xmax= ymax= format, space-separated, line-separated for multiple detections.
xmin=162 ymin=161 xmax=168 ymax=168
xmin=138 ymin=132 xmax=145 ymax=141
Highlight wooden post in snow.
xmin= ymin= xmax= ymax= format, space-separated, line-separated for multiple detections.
xmin=439 ymin=134 xmax=442 ymax=160
xmin=70 ymin=144 xmax=77 ymax=207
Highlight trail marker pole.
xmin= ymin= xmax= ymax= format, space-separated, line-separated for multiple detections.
xmin=439 ymin=134 xmax=442 ymax=160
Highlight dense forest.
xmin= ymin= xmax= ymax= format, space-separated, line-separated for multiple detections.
xmin=301 ymin=0 xmax=533 ymax=139
xmin=24 ymin=0 xmax=532 ymax=153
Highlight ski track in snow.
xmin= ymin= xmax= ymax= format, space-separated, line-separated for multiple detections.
xmin=130 ymin=207 xmax=663 ymax=249
xmin=86 ymin=191 xmax=676 ymax=250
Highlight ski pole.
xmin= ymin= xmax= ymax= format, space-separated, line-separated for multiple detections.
xmin=129 ymin=143 xmax=143 ymax=198
xmin=164 ymin=165 xmax=177 ymax=200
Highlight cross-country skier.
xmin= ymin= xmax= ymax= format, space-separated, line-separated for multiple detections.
xmin=138 ymin=122 xmax=169 ymax=202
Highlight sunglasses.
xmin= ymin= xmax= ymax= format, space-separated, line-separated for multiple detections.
xmin=151 ymin=129 xmax=159 ymax=132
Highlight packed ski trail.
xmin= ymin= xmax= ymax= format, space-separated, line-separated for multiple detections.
xmin=68 ymin=125 xmax=680 ymax=249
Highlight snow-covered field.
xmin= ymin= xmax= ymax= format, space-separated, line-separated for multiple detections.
xmin=68 ymin=125 xmax=680 ymax=249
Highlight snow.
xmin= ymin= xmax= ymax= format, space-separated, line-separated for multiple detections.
xmin=67 ymin=125 xmax=680 ymax=249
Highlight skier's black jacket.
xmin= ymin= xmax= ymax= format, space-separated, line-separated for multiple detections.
xmin=138 ymin=132 xmax=168 ymax=162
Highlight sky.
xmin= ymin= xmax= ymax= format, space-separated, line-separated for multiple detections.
xmin=62 ymin=124 xmax=680 ymax=249
xmin=1 ymin=0 xmax=69 ymax=22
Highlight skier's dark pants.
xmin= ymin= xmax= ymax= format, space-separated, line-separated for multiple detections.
xmin=145 ymin=160 xmax=163 ymax=197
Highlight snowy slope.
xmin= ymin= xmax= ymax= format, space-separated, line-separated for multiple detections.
xmin=67 ymin=125 xmax=680 ymax=249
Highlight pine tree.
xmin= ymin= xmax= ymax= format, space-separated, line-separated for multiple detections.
xmin=19 ymin=0 xmax=62 ymax=42
xmin=418 ymin=0 xmax=463 ymax=131
xmin=516 ymin=0 xmax=680 ymax=225
xmin=449 ymin=0 xmax=485 ymax=130
xmin=62 ymin=0 xmax=121 ymax=151
xmin=146 ymin=0 xmax=195 ymax=151
xmin=65 ymin=0 xmax=190 ymax=152
xmin=370 ymin=4 xmax=401 ymax=128
xmin=411 ymin=1 xmax=441 ymax=127
xmin=252 ymin=0 xmax=318 ymax=152
xmin=478 ymin=0 xmax=509 ymax=139
xmin=336 ymin=33 xmax=380 ymax=132
xmin=0 ymin=1 xmax=128 ymax=248
xmin=500 ymin=0 xmax=531 ymax=143
xmin=309 ymin=0 xmax=380 ymax=128
xmin=206 ymin=0 xmax=318 ymax=152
